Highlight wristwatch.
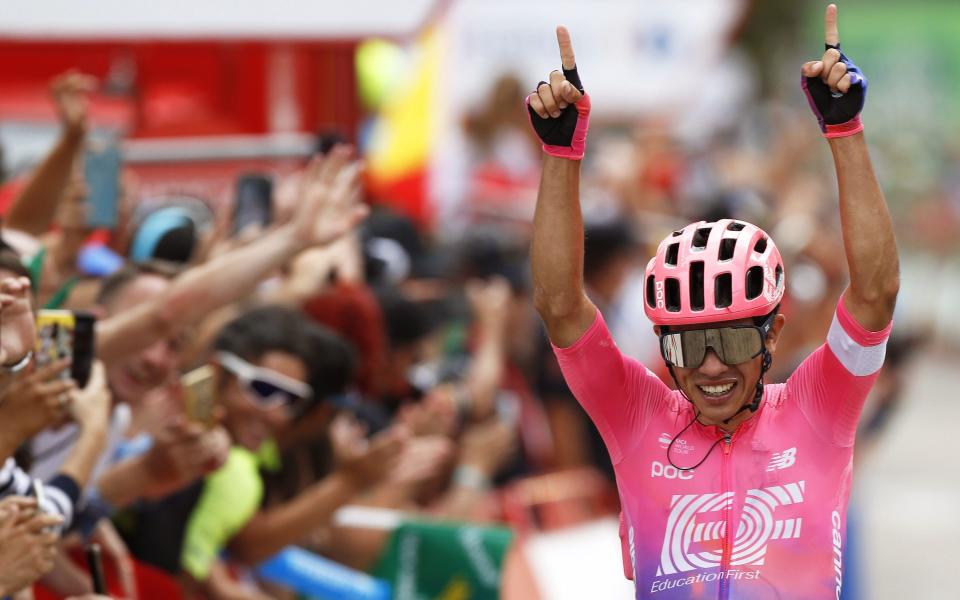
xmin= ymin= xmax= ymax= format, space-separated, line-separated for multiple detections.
xmin=1 ymin=351 xmax=32 ymax=374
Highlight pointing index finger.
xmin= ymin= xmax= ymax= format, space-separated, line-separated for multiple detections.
xmin=556 ymin=26 xmax=576 ymax=70
xmin=824 ymin=3 xmax=839 ymax=47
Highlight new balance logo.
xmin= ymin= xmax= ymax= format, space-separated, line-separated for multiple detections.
xmin=656 ymin=481 xmax=805 ymax=576
xmin=766 ymin=447 xmax=797 ymax=471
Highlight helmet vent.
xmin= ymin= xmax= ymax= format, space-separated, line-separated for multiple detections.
xmin=671 ymin=230 xmax=683 ymax=237
xmin=646 ymin=275 xmax=656 ymax=308
xmin=753 ymin=237 xmax=768 ymax=254
xmin=775 ymin=263 xmax=784 ymax=288
xmin=665 ymin=243 xmax=679 ymax=266
xmin=715 ymin=273 xmax=732 ymax=308
xmin=692 ymin=228 xmax=711 ymax=250
xmin=746 ymin=266 xmax=764 ymax=300
xmin=727 ymin=221 xmax=746 ymax=232
xmin=689 ymin=261 xmax=705 ymax=311
xmin=665 ymin=278 xmax=681 ymax=312
xmin=719 ymin=238 xmax=736 ymax=261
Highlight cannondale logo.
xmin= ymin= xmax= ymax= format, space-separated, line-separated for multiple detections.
xmin=656 ymin=481 xmax=805 ymax=575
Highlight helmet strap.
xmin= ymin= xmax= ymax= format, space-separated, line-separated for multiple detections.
xmin=744 ymin=348 xmax=773 ymax=414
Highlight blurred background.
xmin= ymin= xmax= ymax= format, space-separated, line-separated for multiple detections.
xmin=1 ymin=0 xmax=958 ymax=598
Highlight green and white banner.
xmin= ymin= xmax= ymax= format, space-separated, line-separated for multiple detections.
xmin=372 ymin=521 xmax=514 ymax=600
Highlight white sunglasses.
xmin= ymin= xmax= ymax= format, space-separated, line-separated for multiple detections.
xmin=216 ymin=351 xmax=312 ymax=410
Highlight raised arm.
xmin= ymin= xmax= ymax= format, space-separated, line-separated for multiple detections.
xmin=5 ymin=72 xmax=94 ymax=236
xmin=56 ymin=362 xmax=111 ymax=490
xmin=528 ymin=27 xmax=597 ymax=348
xmin=830 ymin=135 xmax=898 ymax=329
xmin=95 ymin=147 xmax=368 ymax=364
xmin=801 ymin=4 xmax=899 ymax=331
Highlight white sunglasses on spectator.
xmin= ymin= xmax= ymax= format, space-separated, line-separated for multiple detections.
xmin=216 ymin=351 xmax=312 ymax=410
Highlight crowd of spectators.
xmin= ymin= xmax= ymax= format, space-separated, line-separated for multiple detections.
xmin=0 ymin=50 xmax=954 ymax=598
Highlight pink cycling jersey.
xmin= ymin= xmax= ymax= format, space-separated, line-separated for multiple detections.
xmin=553 ymin=296 xmax=891 ymax=600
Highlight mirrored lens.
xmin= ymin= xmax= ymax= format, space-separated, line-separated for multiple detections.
xmin=661 ymin=326 xmax=763 ymax=368
xmin=718 ymin=327 xmax=763 ymax=365
xmin=661 ymin=330 xmax=706 ymax=368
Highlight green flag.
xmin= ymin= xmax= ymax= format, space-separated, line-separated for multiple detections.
xmin=372 ymin=520 xmax=514 ymax=600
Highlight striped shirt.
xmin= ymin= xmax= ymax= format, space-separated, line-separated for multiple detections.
xmin=0 ymin=457 xmax=80 ymax=531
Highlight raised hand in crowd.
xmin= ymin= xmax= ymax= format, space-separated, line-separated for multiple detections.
xmin=0 ymin=497 xmax=64 ymax=596
xmin=291 ymin=146 xmax=368 ymax=251
xmin=388 ymin=434 xmax=455 ymax=487
xmin=4 ymin=71 xmax=96 ymax=236
xmin=463 ymin=276 xmax=512 ymax=420
xmin=467 ymin=276 xmax=513 ymax=335
xmin=434 ymin=418 xmax=518 ymax=521
xmin=51 ymin=70 xmax=96 ymax=138
xmin=330 ymin=414 xmax=407 ymax=491
xmin=94 ymin=145 xmax=368 ymax=367
xmin=457 ymin=418 xmax=518 ymax=482
xmin=0 ymin=276 xmax=36 ymax=367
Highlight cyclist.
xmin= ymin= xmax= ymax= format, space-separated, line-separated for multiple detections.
xmin=527 ymin=4 xmax=898 ymax=598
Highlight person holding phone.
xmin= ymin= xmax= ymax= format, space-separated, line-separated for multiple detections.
xmin=0 ymin=260 xmax=113 ymax=544
xmin=528 ymin=6 xmax=897 ymax=597
xmin=114 ymin=306 xmax=403 ymax=600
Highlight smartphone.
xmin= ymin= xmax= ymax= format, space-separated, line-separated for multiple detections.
xmin=182 ymin=365 xmax=217 ymax=427
xmin=84 ymin=142 xmax=121 ymax=229
xmin=232 ymin=173 xmax=273 ymax=235
xmin=35 ymin=310 xmax=96 ymax=387
xmin=70 ymin=312 xmax=96 ymax=388
xmin=85 ymin=543 xmax=108 ymax=594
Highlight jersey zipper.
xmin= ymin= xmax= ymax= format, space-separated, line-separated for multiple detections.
xmin=718 ymin=433 xmax=733 ymax=600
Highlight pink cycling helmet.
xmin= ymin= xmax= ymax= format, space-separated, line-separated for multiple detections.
xmin=643 ymin=219 xmax=785 ymax=326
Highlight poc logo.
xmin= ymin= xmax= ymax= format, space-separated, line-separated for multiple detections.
xmin=651 ymin=460 xmax=693 ymax=480
xmin=655 ymin=281 xmax=665 ymax=309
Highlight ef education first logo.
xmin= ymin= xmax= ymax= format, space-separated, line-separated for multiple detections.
xmin=655 ymin=481 xmax=806 ymax=577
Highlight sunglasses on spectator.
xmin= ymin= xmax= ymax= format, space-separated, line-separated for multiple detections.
xmin=660 ymin=313 xmax=776 ymax=369
xmin=215 ymin=351 xmax=312 ymax=410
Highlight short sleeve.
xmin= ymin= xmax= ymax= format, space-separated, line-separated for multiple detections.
xmin=552 ymin=310 xmax=671 ymax=463
xmin=180 ymin=447 xmax=264 ymax=581
xmin=786 ymin=296 xmax=892 ymax=447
